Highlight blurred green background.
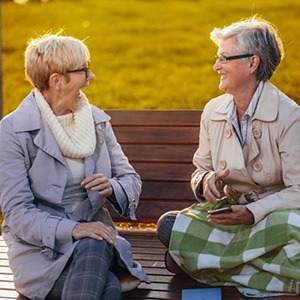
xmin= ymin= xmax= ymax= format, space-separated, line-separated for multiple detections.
xmin=2 ymin=0 xmax=300 ymax=116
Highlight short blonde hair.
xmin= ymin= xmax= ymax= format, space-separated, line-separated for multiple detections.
xmin=25 ymin=32 xmax=90 ymax=90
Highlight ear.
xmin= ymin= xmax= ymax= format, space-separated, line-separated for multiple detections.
xmin=249 ymin=55 xmax=260 ymax=75
xmin=48 ymin=73 xmax=63 ymax=91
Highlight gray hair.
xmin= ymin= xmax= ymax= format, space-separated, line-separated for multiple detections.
xmin=210 ymin=17 xmax=284 ymax=81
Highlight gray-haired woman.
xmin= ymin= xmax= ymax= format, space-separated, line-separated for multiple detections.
xmin=157 ymin=17 xmax=300 ymax=297
xmin=0 ymin=33 xmax=149 ymax=300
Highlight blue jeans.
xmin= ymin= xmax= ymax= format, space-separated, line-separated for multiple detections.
xmin=46 ymin=238 xmax=121 ymax=300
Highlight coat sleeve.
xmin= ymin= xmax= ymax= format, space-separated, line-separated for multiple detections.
xmin=0 ymin=117 xmax=77 ymax=254
xmin=103 ymin=121 xmax=142 ymax=220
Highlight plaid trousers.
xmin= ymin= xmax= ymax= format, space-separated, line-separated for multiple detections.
xmin=46 ymin=238 xmax=121 ymax=300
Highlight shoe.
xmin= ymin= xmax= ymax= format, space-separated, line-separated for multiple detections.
xmin=164 ymin=251 xmax=185 ymax=274
xmin=120 ymin=274 xmax=141 ymax=292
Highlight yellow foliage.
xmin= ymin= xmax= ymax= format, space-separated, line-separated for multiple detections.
xmin=2 ymin=0 xmax=300 ymax=115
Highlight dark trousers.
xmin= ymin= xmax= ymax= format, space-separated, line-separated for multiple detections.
xmin=46 ymin=238 xmax=121 ymax=300
xmin=156 ymin=211 xmax=179 ymax=248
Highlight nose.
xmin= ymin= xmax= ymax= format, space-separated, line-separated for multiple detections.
xmin=213 ymin=59 xmax=221 ymax=72
xmin=87 ymin=70 xmax=95 ymax=80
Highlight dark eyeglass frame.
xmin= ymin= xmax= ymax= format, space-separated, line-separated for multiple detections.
xmin=66 ymin=66 xmax=90 ymax=78
xmin=215 ymin=53 xmax=254 ymax=64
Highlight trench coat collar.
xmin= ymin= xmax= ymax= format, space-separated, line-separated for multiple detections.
xmin=11 ymin=92 xmax=66 ymax=165
xmin=12 ymin=91 xmax=111 ymax=166
xmin=210 ymin=81 xmax=279 ymax=122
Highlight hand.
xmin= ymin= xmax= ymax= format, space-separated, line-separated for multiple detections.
xmin=81 ymin=173 xmax=113 ymax=197
xmin=207 ymin=205 xmax=254 ymax=226
xmin=72 ymin=221 xmax=116 ymax=246
xmin=202 ymin=169 xmax=230 ymax=204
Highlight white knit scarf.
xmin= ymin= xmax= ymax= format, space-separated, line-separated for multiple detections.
xmin=33 ymin=88 xmax=96 ymax=159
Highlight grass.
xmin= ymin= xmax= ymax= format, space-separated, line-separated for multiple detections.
xmin=2 ymin=0 xmax=300 ymax=115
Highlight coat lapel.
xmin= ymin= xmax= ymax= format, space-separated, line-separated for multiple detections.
xmin=13 ymin=92 xmax=66 ymax=166
xmin=33 ymin=124 xmax=66 ymax=166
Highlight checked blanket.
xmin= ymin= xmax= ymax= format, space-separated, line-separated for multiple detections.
xmin=169 ymin=203 xmax=300 ymax=297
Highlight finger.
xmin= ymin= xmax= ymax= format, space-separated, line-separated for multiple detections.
xmin=98 ymin=185 xmax=112 ymax=195
xmin=205 ymin=179 xmax=221 ymax=200
xmin=204 ymin=188 xmax=219 ymax=203
xmin=95 ymin=230 xmax=116 ymax=246
xmin=90 ymin=232 xmax=104 ymax=241
xmin=216 ymin=169 xmax=230 ymax=180
xmin=94 ymin=223 xmax=116 ymax=244
xmin=99 ymin=189 xmax=112 ymax=198
xmin=80 ymin=225 xmax=115 ymax=246
xmin=207 ymin=213 xmax=233 ymax=225
xmin=91 ymin=181 xmax=109 ymax=192
xmin=84 ymin=178 xmax=107 ymax=190
xmin=81 ymin=173 xmax=104 ymax=186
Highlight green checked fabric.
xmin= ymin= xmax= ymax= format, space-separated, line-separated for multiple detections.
xmin=169 ymin=203 xmax=300 ymax=297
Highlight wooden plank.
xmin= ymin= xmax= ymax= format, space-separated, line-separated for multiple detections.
xmin=0 ymin=274 xmax=13 ymax=282
xmin=0 ymin=260 xmax=9 ymax=267
xmin=0 ymin=282 xmax=15 ymax=290
xmin=0 ymin=291 xmax=19 ymax=298
xmin=121 ymin=145 xmax=197 ymax=163
xmin=132 ymin=162 xmax=195 ymax=182
xmin=140 ymin=182 xmax=194 ymax=200
xmin=111 ymin=199 xmax=195 ymax=222
xmin=0 ymin=267 xmax=12 ymax=275
xmin=107 ymin=110 xmax=202 ymax=126
xmin=113 ymin=126 xmax=199 ymax=145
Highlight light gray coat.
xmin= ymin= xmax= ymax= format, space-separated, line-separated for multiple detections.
xmin=0 ymin=92 xmax=149 ymax=300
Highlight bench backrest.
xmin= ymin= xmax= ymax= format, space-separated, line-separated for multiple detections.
xmin=106 ymin=110 xmax=202 ymax=222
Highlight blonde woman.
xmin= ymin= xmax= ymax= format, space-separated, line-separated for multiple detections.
xmin=0 ymin=33 xmax=149 ymax=300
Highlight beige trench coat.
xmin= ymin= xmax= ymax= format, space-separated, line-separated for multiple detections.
xmin=191 ymin=81 xmax=300 ymax=224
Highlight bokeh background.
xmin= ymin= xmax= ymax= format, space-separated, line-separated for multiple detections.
xmin=2 ymin=0 xmax=300 ymax=116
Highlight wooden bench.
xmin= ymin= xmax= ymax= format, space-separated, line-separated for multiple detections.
xmin=0 ymin=110 xmax=293 ymax=300
xmin=107 ymin=109 xmax=201 ymax=222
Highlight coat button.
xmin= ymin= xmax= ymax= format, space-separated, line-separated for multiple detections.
xmin=225 ymin=129 xmax=232 ymax=139
xmin=253 ymin=128 xmax=262 ymax=139
xmin=220 ymin=160 xmax=227 ymax=170
xmin=252 ymin=161 xmax=263 ymax=172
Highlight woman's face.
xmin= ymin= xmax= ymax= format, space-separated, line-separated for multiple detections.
xmin=60 ymin=64 xmax=95 ymax=112
xmin=213 ymin=37 xmax=251 ymax=96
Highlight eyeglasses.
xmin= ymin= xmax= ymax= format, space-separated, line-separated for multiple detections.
xmin=215 ymin=53 xmax=254 ymax=64
xmin=66 ymin=66 xmax=90 ymax=78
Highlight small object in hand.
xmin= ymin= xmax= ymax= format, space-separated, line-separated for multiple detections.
xmin=207 ymin=196 xmax=237 ymax=214
xmin=207 ymin=206 xmax=232 ymax=214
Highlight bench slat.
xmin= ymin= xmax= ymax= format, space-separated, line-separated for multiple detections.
xmin=113 ymin=126 xmax=199 ymax=145
xmin=121 ymin=145 xmax=197 ymax=163
xmin=141 ymin=182 xmax=194 ymax=200
xmin=115 ymin=200 xmax=194 ymax=222
xmin=133 ymin=162 xmax=195 ymax=182
xmin=108 ymin=110 xmax=202 ymax=126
